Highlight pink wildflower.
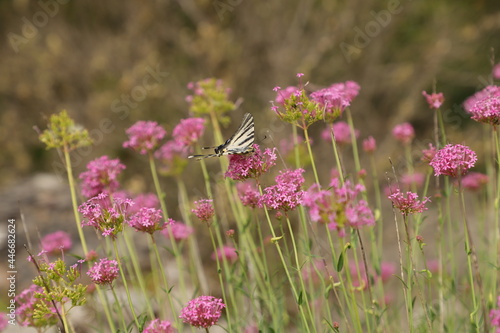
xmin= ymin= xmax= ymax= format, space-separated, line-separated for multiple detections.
xmin=460 ymin=172 xmax=489 ymax=191
xmin=79 ymin=156 xmax=125 ymax=198
xmin=363 ymin=136 xmax=376 ymax=153
xmin=494 ymin=63 xmax=500 ymax=80
xmin=211 ymin=246 xmax=238 ymax=263
xmin=0 ymin=313 xmax=7 ymax=330
xmin=192 ymin=199 xmax=215 ymax=224
xmin=400 ymin=173 xmax=425 ymax=189
xmin=236 ymin=182 xmax=261 ymax=208
xmin=260 ymin=169 xmax=305 ymax=211
xmin=310 ymin=81 xmax=360 ymax=122
xmin=161 ymin=219 xmax=194 ymax=241
xmin=79 ymin=193 xmax=134 ymax=239
xmin=179 ymin=296 xmax=226 ymax=329
xmin=463 ymin=85 xmax=500 ymax=112
xmin=421 ymin=143 xmax=437 ymax=163
xmin=128 ymin=207 xmax=166 ymax=234
xmin=422 ymin=91 xmax=445 ymax=109
xmin=87 ymin=258 xmax=119 ymax=285
xmin=468 ymin=94 xmax=500 ymax=126
xmin=378 ymin=262 xmax=396 ymax=283
xmin=155 ymin=140 xmax=189 ymax=175
xmin=490 ymin=296 xmax=500 ymax=332
xmin=388 ymin=189 xmax=430 ymax=216
xmin=127 ymin=193 xmax=160 ymax=214
xmin=321 ymin=121 xmax=360 ymax=145
xmin=15 ymin=284 xmax=58 ymax=327
xmin=172 ymin=117 xmax=206 ymax=146
xmin=41 ymin=231 xmax=72 ymax=255
xmin=225 ymin=144 xmax=277 ymax=181
xmin=429 ymin=144 xmax=477 ymax=177
xmin=123 ymin=121 xmax=166 ymax=154
xmin=275 ymin=86 xmax=300 ymax=105
xmin=143 ymin=319 xmax=174 ymax=333
xmin=392 ymin=123 xmax=415 ymax=145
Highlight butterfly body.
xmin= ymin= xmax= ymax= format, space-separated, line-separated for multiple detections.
xmin=189 ymin=113 xmax=254 ymax=160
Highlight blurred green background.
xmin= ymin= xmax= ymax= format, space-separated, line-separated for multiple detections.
xmin=1 ymin=0 xmax=499 ymax=188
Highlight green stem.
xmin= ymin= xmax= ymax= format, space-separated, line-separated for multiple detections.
xmin=303 ymin=127 xmax=320 ymax=186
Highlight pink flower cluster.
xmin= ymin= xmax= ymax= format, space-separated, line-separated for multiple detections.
xmin=162 ymin=219 xmax=194 ymax=241
xmin=225 ymin=144 xmax=277 ymax=180
xmin=388 ymin=189 xmax=430 ymax=216
xmin=87 ymin=258 xmax=119 ymax=285
xmin=463 ymin=85 xmax=500 ymax=113
xmin=422 ymin=91 xmax=445 ymax=109
xmin=392 ymin=122 xmax=415 ymax=145
xmin=310 ymin=81 xmax=360 ymax=121
xmin=491 ymin=296 xmax=500 ymax=333
xmin=15 ymin=284 xmax=57 ymax=327
xmin=429 ymin=144 xmax=477 ymax=177
xmin=79 ymin=193 xmax=134 ymax=238
xmin=468 ymin=93 xmax=500 ymax=126
xmin=260 ymin=169 xmax=305 ymax=212
xmin=123 ymin=121 xmax=167 ymax=154
xmin=302 ymin=177 xmax=374 ymax=236
xmin=211 ymin=246 xmax=238 ymax=263
xmin=172 ymin=117 xmax=206 ymax=146
xmin=79 ymin=156 xmax=126 ymax=198
xmin=192 ymin=199 xmax=215 ymax=224
xmin=236 ymin=182 xmax=261 ymax=208
xmin=179 ymin=296 xmax=226 ymax=329
xmin=41 ymin=231 xmax=72 ymax=255
xmin=274 ymin=86 xmax=300 ymax=105
xmin=143 ymin=319 xmax=174 ymax=333
xmin=128 ymin=207 xmax=165 ymax=234
xmin=460 ymin=172 xmax=489 ymax=191
xmin=421 ymin=143 xmax=437 ymax=163
xmin=321 ymin=121 xmax=359 ymax=145
xmin=363 ymin=136 xmax=376 ymax=153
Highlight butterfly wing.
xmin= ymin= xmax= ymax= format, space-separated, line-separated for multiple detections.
xmin=188 ymin=113 xmax=254 ymax=159
xmin=219 ymin=113 xmax=254 ymax=155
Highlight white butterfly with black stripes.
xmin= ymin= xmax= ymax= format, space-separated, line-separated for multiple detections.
xmin=188 ymin=113 xmax=255 ymax=160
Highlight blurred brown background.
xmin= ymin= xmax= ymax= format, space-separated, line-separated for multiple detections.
xmin=1 ymin=0 xmax=499 ymax=186
xmin=0 ymin=0 xmax=499 ymax=327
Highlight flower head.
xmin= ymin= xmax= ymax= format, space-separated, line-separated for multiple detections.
xmin=161 ymin=219 xmax=194 ymax=241
xmin=186 ymin=78 xmax=233 ymax=125
xmin=275 ymin=86 xmax=300 ymax=105
xmin=172 ymin=117 xmax=206 ymax=146
xmin=211 ymin=246 xmax=238 ymax=263
xmin=468 ymin=94 xmax=500 ymax=126
xmin=79 ymin=156 xmax=126 ymax=198
xmin=192 ymin=199 xmax=215 ymax=224
xmin=180 ymin=296 xmax=226 ymax=329
xmin=272 ymin=84 xmax=322 ymax=129
xmin=127 ymin=193 xmax=160 ymax=214
xmin=155 ymin=140 xmax=189 ymax=176
xmin=236 ymin=182 xmax=261 ymax=208
xmin=490 ymin=296 xmax=500 ymax=332
xmin=421 ymin=143 xmax=437 ymax=163
xmin=123 ymin=121 xmax=166 ymax=154
xmin=363 ymin=136 xmax=376 ymax=153
xmin=15 ymin=284 xmax=58 ymax=327
xmin=388 ymin=189 xmax=430 ymax=216
xmin=260 ymin=169 xmax=305 ymax=211
xmin=41 ymin=231 xmax=72 ymax=255
xmin=494 ymin=64 xmax=500 ymax=80
xmin=422 ymin=91 xmax=445 ymax=109
xmin=128 ymin=207 xmax=166 ymax=234
xmin=392 ymin=123 xmax=415 ymax=145
xmin=429 ymin=144 xmax=477 ymax=177
xmin=79 ymin=193 xmax=134 ymax=239
xmin=310 ymin=81 xmax=360 ymax=122
xmin=87 ymin=258 xmax=119 ymax=285
xmin=463 ymin=85 xmax=500 ymax=113
xmin=143 ymin=319 xmax=174 ymax=333
xmin=321 ymin=121 xmax=359 ymax=145
xmin=225 ymin=144 xmax=277 ymax=180
xmin=460 ymin=172 xmax=489 ymax=191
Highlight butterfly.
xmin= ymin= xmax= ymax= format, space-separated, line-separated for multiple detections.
xmin=188 ymin=113 xmax=255 ymax=160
